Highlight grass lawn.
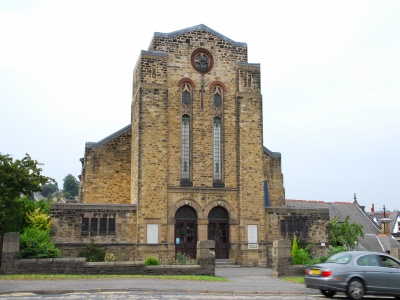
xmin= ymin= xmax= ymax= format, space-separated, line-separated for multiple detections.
xmin=0 ymin=274 xmax=229 ymax=281
xmin=282 ymin=276 xmax=305 ymax=284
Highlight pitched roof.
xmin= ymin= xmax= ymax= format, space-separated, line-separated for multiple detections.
xmin=286 ymin=199 xmax=400 ymax=252
xmin=86 ymin=124 xmax=131 ymax=149
xmin=153 ymin=24 xmax=247 ymax=48
xmin=286 ymin=199 xmax=380 ymax=235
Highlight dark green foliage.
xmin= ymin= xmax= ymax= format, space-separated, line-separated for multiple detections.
xmin=292 ymin=239 xmax=346 ymax=265
xmin=62 ymin=174 xmax=79 ymax=199
xmin=0 ymin=196 xmax=35 ymax=236
xmin=144 ymin=257 xmax=160 ymax=265
xmin=330 ymin=216 xmax=364 ymax=250
xmin=40 ymin=183 xmax=59 ymax=197
xmin=78 ymin=242 xmax=106 ymax=262
xmin=297 ymin=248 xmax=311 ymax=264
xmin=0 ymin=153 xmax=55 ymax=236
xmin=19 ymin=228 xmax=61 ymax=259
xmin=0 ymin=153 xmax=55 ymax=200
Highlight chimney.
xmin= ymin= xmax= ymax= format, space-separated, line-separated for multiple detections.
xmin=371 ymin=203 xmax=374 ymax=213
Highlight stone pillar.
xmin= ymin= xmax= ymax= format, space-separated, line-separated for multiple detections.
xmin=272 ymin=239 xmax=291 ymax=277
xmin=196 ymin=240 xmax=215 ymax=276
xmin=390 ymin=248 xmax=400 ymax=260
xmin=1 ymin=232 xmax=20 ymax=274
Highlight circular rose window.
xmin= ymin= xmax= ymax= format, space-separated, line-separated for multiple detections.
xmin=191 ymin=48 xmax=214 ymax=73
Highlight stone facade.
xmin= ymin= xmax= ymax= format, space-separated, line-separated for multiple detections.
xmin=50 ymin=25 xmax=328 ymax=267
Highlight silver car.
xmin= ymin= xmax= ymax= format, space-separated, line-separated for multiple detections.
xmin=304 ymin=251 xmax=400 ymax=300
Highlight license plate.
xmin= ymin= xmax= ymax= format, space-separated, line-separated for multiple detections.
xmin=310 ymin=269 xmax=321 ymax=275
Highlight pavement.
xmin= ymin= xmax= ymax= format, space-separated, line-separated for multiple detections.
xmin=0 ymin=267 xmax=318 ymax=296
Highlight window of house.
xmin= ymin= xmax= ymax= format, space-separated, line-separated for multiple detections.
xmin=81 ymin=216 xmax=115 ymax=235
xmin=82 ymin=217 xmax=89 ymax=233
xmin=99 ymin=218 xmax=107 ymax=234
xmin=90 ymin=218 xmax=98 ymax=234
xmin=280 ymin=219 xmax=309 ymax=238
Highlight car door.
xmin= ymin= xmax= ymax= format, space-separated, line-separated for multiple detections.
xmin=356 ymin=254 xmax=387 ymax=293
xmin=378 ymin=255 xmax=400 ymax=294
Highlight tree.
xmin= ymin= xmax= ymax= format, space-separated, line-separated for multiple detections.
xmin=330 ymin=216 xmax=364 ymax=250
xmin=0 ymin=153 xmax=54 ymax=200
xmin=62 ymin=174 xmax=79 ymax=199
xmin=0 ymin=153 xmax=55 ymax=236
xmin=40 ymin=183 xmax=59 ymax=197
xmin=291 ymin=235 xmax=300 ymax=264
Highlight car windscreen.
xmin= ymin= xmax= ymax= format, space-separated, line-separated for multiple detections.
xmin=325 ymin=253 xmax=352 ymax=264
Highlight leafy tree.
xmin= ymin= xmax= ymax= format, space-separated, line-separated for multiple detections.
xmin=330 ymin=216 xmax=364 ymax=250
xmin=62 ymin=174 xmax=79 ymax=199
xmin=40 ymin=183 xmax=59 ymax=197
xmin=0 ymin=153 xmax=54 ymax=200
xmin=0 ymin=153 xmax=54 ymax=236
xmin=19 ymin=228 xmax=61 ymax=259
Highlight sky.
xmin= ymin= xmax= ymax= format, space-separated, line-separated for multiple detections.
xmin=1 ymin=0 xmax=399 ymax=211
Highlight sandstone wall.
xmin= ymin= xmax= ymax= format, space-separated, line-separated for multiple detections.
xmin=265 ymin=207 xmax=330 ymax=244
xmin=50 ymin=203 xmax=137 ymax=245
xmin=263 ymin=148 xmax=285 ymax=206
xmin=79 ymin=126 xmax=132 ymax=204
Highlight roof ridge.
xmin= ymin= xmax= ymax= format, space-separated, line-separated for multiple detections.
xmin=286 ymin=199 xmax=326 ymax=203
xmin=153 ymin=24 xmax=247 ymax=48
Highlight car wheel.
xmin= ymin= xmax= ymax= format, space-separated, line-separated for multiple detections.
xmin=320 ymin=289 xmax=336 ymax=298
xmin=347 ymin=278 xmax=365 ymax=300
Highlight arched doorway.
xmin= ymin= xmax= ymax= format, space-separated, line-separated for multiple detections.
xmin=175 ymin=205 xmax=197 ymax=259
xmin=208 ymin=206 xmax=229 ymax=259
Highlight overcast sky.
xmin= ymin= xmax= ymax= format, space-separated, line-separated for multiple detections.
xmin=1 ymin=0 xmax=399 ymax=212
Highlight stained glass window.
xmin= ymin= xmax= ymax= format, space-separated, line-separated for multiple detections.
xmin=194 ymin=53 xmax=209 ymax=72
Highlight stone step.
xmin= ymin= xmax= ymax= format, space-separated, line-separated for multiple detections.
xmin=215 ymin=259 xmax=241 ymax=268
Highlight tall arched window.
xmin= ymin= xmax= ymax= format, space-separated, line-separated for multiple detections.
xmin=213 ymin=117 xmax=222 ymax=181
xmin=181 ymin=83 xmax=192 ymax=186
xmin=182 ymin=115 xmax=190 ymax=180
xmin=212 ymin=86 xmax=223 ymax=186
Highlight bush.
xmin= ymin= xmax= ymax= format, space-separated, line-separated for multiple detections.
xmin=144 ymin=257 xmax=160 ymax=265
xmin=175 ymin=251 xmax=197 ymax=265
xmin=291 ymin=236 xmax=300 ymax=264
xmin=25 ymin=207 xmax=50 ymax=230
xmin=78 ymin=242 xmax=106 ymax=262
xmin=19 ymin=228 xmax=61 ymax=259
xmin=104 ymin=252 xmax=116 ymax=262
xmin=297 ymin=248 xmax=311 ymax=265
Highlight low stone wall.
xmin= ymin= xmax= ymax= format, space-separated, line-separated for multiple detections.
xmin=0 ymin=233 xmax=215 ymax=276
xmin=5 ymin=258 xmax=212 ymax=276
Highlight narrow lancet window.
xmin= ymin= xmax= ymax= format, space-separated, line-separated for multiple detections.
xmin=180 ymin=82 xmax=193 ymax=186
xmin=213 ymin=117 xmax=222 ymax=180
xmin=182 ymin=115 xmax=190 ymax=179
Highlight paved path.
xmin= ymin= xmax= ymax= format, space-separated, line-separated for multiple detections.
xmin=0 ymin=268 xmax=317 ymax=296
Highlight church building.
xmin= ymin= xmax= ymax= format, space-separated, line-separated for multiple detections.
xmin=50 ymin=25 xmax=325 ymax=267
